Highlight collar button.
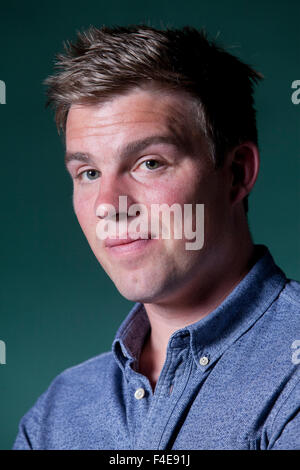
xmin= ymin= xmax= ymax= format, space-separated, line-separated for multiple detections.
xmin=199 ymin=355 xmax=210 ymax=366
xmin=134 ymin=387 xmax=145 ymax=400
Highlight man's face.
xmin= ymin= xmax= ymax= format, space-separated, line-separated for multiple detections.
xmin=65 ymin=88 xmax=232 ymax=304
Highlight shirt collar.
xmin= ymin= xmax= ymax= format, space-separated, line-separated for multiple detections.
xmin=112 ymin=302 xmax=150 ymax=371
xmin=112 ymin=245 xmax=287 ymax=373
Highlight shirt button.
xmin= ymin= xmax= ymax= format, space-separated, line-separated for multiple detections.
xmin=199 ymin=356 xmax=209 ymax=366
xmin=134 ymin=387 xmax=145 ymax=400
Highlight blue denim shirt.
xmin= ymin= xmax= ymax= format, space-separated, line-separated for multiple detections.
xmin=13 ymin=246 xmax=300 ymax=450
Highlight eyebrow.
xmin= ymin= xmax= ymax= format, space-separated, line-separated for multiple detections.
xmin=64 ymin=134 xmax=183 ymax=167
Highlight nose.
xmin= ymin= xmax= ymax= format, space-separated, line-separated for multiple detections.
xmin=94 ymin=175 xmax=135 ymax=221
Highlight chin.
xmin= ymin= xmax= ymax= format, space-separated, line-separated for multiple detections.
xmin=113 ymin=273 xmax=179 ymax=304
xmin=111 ymin=276 xmax=160 ymax=303
xmin=115 ymin=286 xmax=157 ymax=303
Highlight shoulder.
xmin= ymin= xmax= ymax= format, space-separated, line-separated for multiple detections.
xmin=268 ymin=277 xmax=300 ymax=331
xmin=13 ymin=351 xmax=121 ymax=449
xmin=52 ymin=350 xmax=116 ymax=386
xmin=255 ymin=277 xmax=300 ymax=358
xmin=279 ymin=278 xmax=300 ymax=309
xmin=25 ymin=351 xmax=118 ymax=419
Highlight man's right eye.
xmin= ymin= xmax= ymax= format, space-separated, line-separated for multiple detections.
xmin=76 ymin=169 xmax=100 ymax=182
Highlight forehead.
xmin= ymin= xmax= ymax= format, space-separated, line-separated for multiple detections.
xmin=65 ymin=88 xmax=202 ymax=147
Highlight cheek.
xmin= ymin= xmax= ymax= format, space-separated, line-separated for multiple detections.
xmin=146 ymin=178 xmax=197 ymax=206
xmin=73 ymin=189 xmax=96 ymax=233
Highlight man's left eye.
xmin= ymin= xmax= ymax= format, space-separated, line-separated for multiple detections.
xmin=140 ymin=159 xmax=161 ymax=170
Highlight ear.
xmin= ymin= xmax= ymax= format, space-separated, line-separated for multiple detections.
xmin=228 ymin=142 xmax=260 ymax=207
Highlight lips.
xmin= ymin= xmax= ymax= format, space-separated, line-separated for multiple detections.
xmin=104 ymin=234 xmax=150 ymax=248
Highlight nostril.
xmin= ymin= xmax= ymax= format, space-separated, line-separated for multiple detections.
xmin=97 ymin=208 xmax=109 ymax=219
xmin=95 ymin=203 xmax=115 ymax=219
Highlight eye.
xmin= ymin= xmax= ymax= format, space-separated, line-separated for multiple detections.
xmin=77 ymin=169 xmax=100 ymax=182
xmin=140 ymin=159 xmax=161 ymax=170
xmin=85 ymin=169 xmax=100 ymax=180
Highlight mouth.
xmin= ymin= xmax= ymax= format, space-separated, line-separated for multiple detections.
xmin=104 ymin=233 xmax=155 ymax=255
xmin=105 ymin=235 xmax=145 ymax=247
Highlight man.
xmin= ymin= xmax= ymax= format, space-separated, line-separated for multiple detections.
xmin=13 ymin=25 xmax=299 ymax=450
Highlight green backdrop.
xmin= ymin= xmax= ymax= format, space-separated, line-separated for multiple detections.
xmin=1 ymin=0 xmax=299 ymax=450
